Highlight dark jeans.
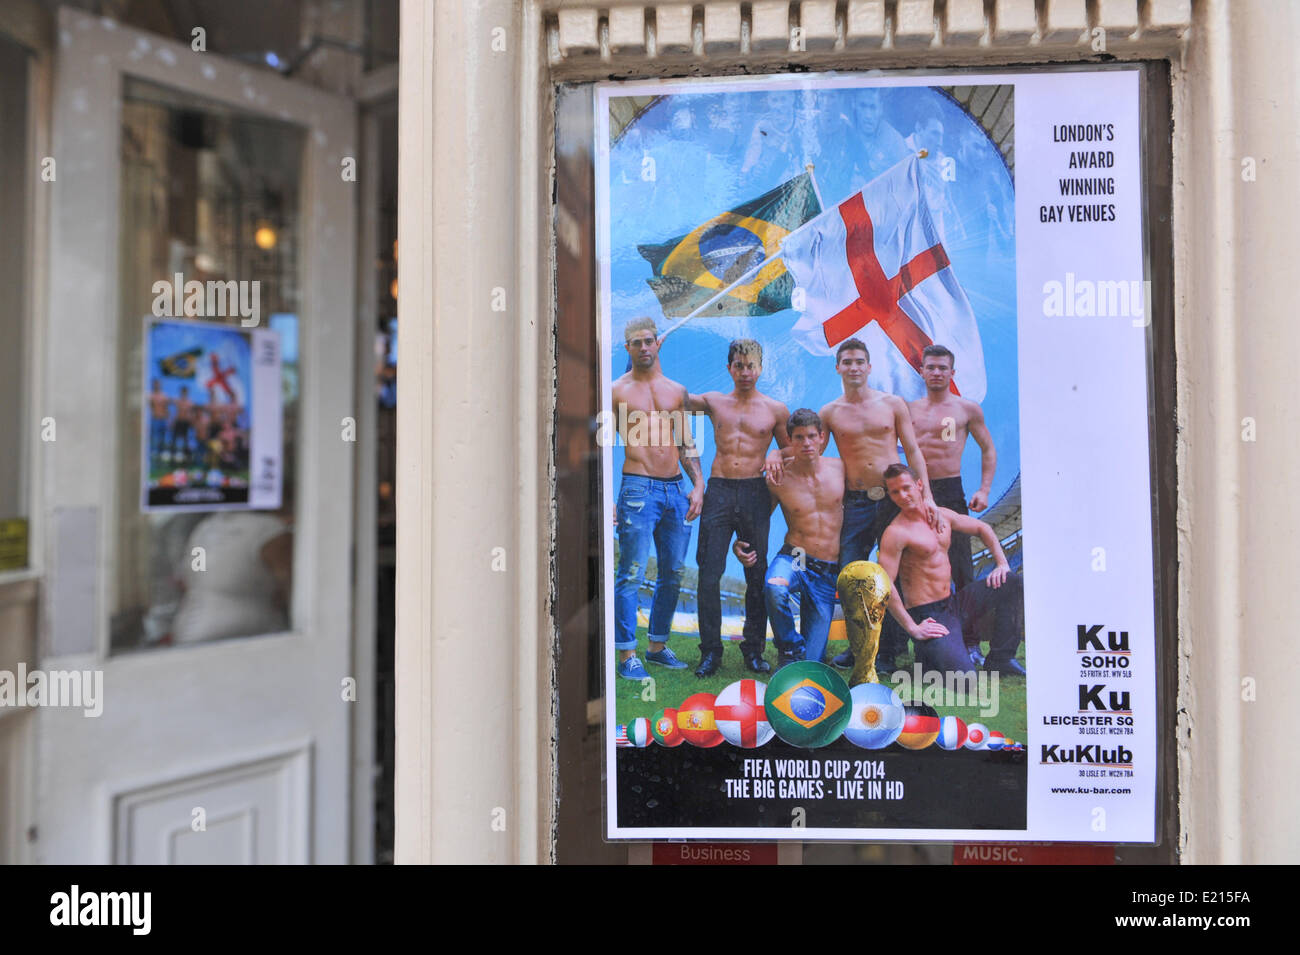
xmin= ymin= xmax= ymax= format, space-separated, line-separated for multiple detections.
xmin=907 ymin=571 xmax=1024 ymax=675
xmin=931 ymin=476 xmax=974 ymax=595
xmin=696 ymin=477 xmax=771 ymax=656
xmin=839 ymin=488 xmax=898 ymax=566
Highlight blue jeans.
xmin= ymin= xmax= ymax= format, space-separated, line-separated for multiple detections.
xmin=764 ymin=545 xmax=838 ymax=664
xmin=614 ymin=474 xmax=692 ymax=651
xmin=150 ymin=417 xmax=168 ymax=454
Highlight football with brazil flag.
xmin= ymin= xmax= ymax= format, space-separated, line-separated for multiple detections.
xmin=764 ymin=661 xmax=852 ymax=748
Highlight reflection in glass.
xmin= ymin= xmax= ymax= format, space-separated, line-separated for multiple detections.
xmin=112 ymin=78 xmax=304 ymax=652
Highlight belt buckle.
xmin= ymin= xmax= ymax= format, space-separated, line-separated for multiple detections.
xmin=867 ymin=485 xmax=886 ymax=501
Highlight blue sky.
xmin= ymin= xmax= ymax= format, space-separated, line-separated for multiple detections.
xmin=147 ymin=320 xmax=252 ymax=427
xmin=607 ymin=84 xmax=1018 ymax=578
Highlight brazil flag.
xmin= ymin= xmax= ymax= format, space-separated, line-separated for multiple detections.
xmin=160 ymin=347 xmax=203 ymax=378
xmin=765 ymin=661 xmax=852 ymax=749
xmin=637 ymin=172 xmax=821 ymax=318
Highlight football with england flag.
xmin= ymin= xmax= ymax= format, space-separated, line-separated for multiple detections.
xmin=714 ymin=679 xmax=774 ymax=749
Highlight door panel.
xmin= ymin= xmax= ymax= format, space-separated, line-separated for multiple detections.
xmin=40 ymin=9 xmax=355 ymax=863
xmin=112 ymin=744 xmax=310 ymax=864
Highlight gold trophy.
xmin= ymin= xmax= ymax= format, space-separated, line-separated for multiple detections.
xmin=836 ymin=561 xmax=892 ymax=687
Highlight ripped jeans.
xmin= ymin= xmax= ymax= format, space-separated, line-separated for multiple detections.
xmin=614 ymin=474 xmax=692 ymax=651
xmin=763 ymin=545 xmax=839 ymax=665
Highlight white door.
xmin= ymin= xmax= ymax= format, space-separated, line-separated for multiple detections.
xmin=37 ymin=10 xmax=356 ymax=863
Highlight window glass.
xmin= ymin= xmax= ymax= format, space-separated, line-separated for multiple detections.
xmin=0 ymin=35 xmax=30 ymax=571
xmin=111 ymin=77 xmax=304 ymax=652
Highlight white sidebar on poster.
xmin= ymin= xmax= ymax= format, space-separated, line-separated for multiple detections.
xmin=1015 ymin=69 xmax=1155 ymax=842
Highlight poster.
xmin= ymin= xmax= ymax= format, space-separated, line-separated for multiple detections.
xmin=141 ymin=318 xmax=283 ymax=511
xmin=597 ymin=68 xmax=1157 ymax=842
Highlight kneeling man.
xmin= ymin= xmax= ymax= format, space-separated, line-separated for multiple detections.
xmin=877 ymin=463 xmax=1026 ymax=677
xmin=735 ymin=409 xmax=843 ymax=667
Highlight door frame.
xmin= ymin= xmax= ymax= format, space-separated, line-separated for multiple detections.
xmin=351 ymin=66 xmax=398 ymax=866
xmin=0 ymin=0 xmax=52 ymax=867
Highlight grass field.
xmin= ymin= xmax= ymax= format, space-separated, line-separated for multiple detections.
xmin=614 ymin=627 xmax=1027 ymax=742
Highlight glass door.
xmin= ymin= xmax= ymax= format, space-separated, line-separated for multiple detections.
xmin=38 ymin=9 xmax=357 ymax=863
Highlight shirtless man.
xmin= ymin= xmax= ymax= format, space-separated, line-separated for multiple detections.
xmin=685 ymin=339 xmax=790 ymax=677
xmin=611 ymin=316 xmax=705 ymax=680
xmin=877 ymin=464 xmax=1026 ymax=677
xmin=171 ymin=386 xmax=196 ymax=466
xmin=767 ymin=338 xmax=935 ymax=672
xmin=735 ymin=409 xmax=844 ymax=667
xmin=147 ymin=379 xmax=173 ymax=464
xmin=907 ymin=344 xmax=996 ymax=599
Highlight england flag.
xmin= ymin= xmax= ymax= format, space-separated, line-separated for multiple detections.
xmin=781 ymin=156 xmax=987 ymax=402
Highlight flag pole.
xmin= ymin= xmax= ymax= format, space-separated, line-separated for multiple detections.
xmin=656 ymin=151 xmax=926 ymax=344
xmin=804 ymin=161 xmax=826 ymax=209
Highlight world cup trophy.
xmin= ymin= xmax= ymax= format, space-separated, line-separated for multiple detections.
xmin=836 ymin=561 xmax=892 ymax=687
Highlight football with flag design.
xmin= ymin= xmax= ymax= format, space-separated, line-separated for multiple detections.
xmin=898 ymin=702 xmax=941 ymax=750
xmin=765 ymin=661 xmax=852 ymax=749
xmin=714 ymin=679 xmax=773 ymax=749
xmin=677 ymin=693 xmax=724 ymax=747
xmin=935 ymin=715 xmax=968 ymax=750
xmin=986 ymin=731 xmax=1006 ymax=751
xmin=625 ymin=717 xmax=652 ymax=748
xmin=843 ymin=681 xmax=905 ymax=750
xmin=651 ymin=707 xmax=684 ymax=747
xmin=964 ymin=722 xmax=990 ymax=750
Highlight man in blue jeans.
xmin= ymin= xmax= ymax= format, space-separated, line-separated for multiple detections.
xmin=735 ymin=409 xmax=844 ymax=667
xmin=612 ymin=317 xmax=705 ymax=680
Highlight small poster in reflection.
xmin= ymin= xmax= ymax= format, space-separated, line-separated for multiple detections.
xmin=141 ymin=318 xmax=282 ymax=511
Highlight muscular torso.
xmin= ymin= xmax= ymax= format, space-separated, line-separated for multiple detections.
xmin=824 ymin=393 xmax=903 ymax=490
xmin=148 ymin=393 xmax=171 ymax=419
xmin=770 ymin=459 xmax=844 ymax=563
xmin=703 ymin=393 xmax=780 ymax=479
xmin=612 ymin=373 xmax=686 ymax=477
xmin=909 ymin=396 xmax=972 ymax=480
xmin=174 ymin=398 xmax=194 ymax=423
xmin=891 ymin=511 xmax=956 ymax=607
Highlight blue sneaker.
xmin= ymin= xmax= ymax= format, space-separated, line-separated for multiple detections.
xmin=617 ymin=656 xmax=650 ymax=680
xmin=645 ymin=647 xmax=688 ymax=670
